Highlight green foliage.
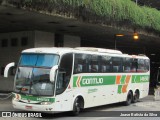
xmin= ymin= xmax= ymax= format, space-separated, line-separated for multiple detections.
xmin=7 ymin=0 xmax=160 ymax=33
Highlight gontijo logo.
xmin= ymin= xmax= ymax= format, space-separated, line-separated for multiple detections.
xmin=140 ymin=76 xmax=149 ymax=82
xmin=82 ymin=77 xmax=103 ymax=85
xmin=73 ymin=76 xmax=117 ymax=87
xmin=74 ymin=76 xmax=104 ymax=87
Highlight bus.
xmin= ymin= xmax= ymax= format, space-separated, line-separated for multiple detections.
xmin=4 ymin=47 xmax=150 ymax=115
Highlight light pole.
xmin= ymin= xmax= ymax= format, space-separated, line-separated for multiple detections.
xmin=135 ymin=0 xmax=138 ymax=5
xmin=114 ymin=34 xmax=124 ymax=50
xmin=114 ymin=35 xmax=117 ymax=50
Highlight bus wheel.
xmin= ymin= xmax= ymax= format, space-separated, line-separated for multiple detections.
xmin=124 ymin=91 xmax=133 ymax=106
xmin=132 ymin=90 xmax=139 ymax=103
xmin=72 ymin=97 xmax=81 ymax=116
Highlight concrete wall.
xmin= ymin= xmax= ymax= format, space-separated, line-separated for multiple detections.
xmin=64 ymin=35 xmax=81 ymax=47
xmin=0 ymin=31 xmax=34 ymax=67
xmin=34 ymin=31 xmax=55 ymax=47
xmin=0 ymin=31 xmax=34 ymax=91
xmin=0 ymin=31 xmax=81 ymax=92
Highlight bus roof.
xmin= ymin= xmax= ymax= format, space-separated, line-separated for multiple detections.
xmin=22 ymin=47 xmax=149 ymax=59
xmin=22 ymin=47 xmax=122 ymax=54
xmin=75 ymin=47 xmax=122 ymax=54
xmin=22 ymin=47 xmax=73 ymax=55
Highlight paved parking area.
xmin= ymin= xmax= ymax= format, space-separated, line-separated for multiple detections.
xmin=0 ymin=95 xmax=159 ymax=120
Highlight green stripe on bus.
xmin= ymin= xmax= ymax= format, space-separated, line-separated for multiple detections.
xmin=20 ymin=94 xmax=55 ymax=102
xmin=73 ymin=76 xmax=116 ymax=87
xmin=132 ymin=75 xmax=149 ymax=83
xmin=73 ymin=76 xmax=78 ymax=87
xmin=73 ymin=75 xmax=149 ymax=87
xmin=132 ymin=75 xmax=136 ymax=83
xmin=118 ymin=85 xmax=123 ymax=94
xmin=121 ymin=75 xmax=126 ymax=84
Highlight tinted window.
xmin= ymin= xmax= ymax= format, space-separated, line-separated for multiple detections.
xmin=112 ymin=57 xmax=123 ymax=72
xmin=137 ymin=59 xmax=145 ymax=72
xmin=100 ymin=56 xmax=112 ymax=72
xmin=144 ymin=59 xmax=150 ymax=71
xmin=74 ymin=54 xmax=89 ymax=73
xmin=124 ymin=58 xmax=132 ymax=72
xmin=131 ymin=59 xmax=138 ymax=72
xmin=20 ymin=54 xmax=59 ymax=67
xmin=56 ymin=53 xmax=73 ymax=95
xmin=89 ymin=55 xmax=99 ymax=73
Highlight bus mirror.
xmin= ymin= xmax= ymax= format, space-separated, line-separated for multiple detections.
xmin=4 ymin=62 xmax=15 ymax=78
xmin=50 ymin=65 xmax=58 ymax=82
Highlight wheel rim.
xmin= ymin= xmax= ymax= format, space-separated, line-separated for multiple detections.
xmin=134 ymin=92 xmax=139 ymax=101
xmin=75 ymin=102 xmax=80 ymax=112
xmin=127 ymin=93 xmax=132 ymax=103
xmin=74 ymin=99 xmax=80 ymax=114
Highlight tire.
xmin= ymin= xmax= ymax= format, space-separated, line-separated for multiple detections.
xmin=72 ymin=97 xmax=81 ymax=116
xmin=124 ymin=91 xmax=133 ymax=106
xmin=132 ymin=91 xmax=139 ymax=103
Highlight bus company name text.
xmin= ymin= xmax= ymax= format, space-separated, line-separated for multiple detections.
xmin=140 ymin=76 xmax=149 ymax=82
xmin=82 ymin=77 xmax=103 ymax=85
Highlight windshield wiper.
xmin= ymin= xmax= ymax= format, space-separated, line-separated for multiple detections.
xmin=17 ymin=83 xmax=30 ymax=94
xmin=17 ymin=72 xmax=32 ymax=94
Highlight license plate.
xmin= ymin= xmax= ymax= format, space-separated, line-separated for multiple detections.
xmin=25 ymin=106 xmax=32 ymax=109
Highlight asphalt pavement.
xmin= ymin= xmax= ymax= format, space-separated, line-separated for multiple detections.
xmin=0 ymin=94 xmax=160 ymax=120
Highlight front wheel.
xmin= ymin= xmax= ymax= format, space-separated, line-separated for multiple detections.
xmin=124 ymin=91 xmax=133 ymax=106
xmin=72 ymin=98 xmax=81 ymax=116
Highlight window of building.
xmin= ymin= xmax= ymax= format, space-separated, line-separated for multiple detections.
xmin=1 ymin=67 xmax=4 ymax=75
xmin=11 ymin=38 xmax=18 ymax=47
xmin=55 ymin=34 xmax=64 ymax=47
xmin=21 ymin=37 xmax=28 ymax=46
xmin=1 ymin=39 xmax=8 ymax=47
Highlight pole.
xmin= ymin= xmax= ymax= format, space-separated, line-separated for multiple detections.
xmin=135 ymin=0 xmax=138 ymax=5
xmin=114 ymin=35 xmax=116 ymax=50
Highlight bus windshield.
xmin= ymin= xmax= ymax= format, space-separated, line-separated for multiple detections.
xmin=14 ymin=54 xmax=59 ymax=96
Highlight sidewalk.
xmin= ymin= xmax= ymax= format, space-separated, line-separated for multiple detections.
xmin=134 ymin=95 xmax=160 ymax=111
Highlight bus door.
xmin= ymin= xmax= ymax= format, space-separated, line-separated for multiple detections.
xmin=54 ymin=53 xmax=73 ymax=111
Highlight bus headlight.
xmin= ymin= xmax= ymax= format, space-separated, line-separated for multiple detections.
xmin=41 ymin=102 xmax=52 ymax=105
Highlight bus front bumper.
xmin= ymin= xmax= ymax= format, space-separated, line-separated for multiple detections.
xmin=12 ymin=99 xmax=55 ymax=113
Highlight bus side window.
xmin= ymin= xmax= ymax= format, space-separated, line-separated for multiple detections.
xmin=137 ymin=59 xmax=145 ymax=72
xmin=124 ymin=58 xmax=131 ymax=72
xmin=74 ymin=54 xmax=88 ymax=73
xmin=100 ymin=55 xmax=112 ymax=73
xmin=112 ymin=57 xmax=123 ymax=72
xmin=144 ymin=59 xmax=150 ymax=72
xmin=131 ymin=59 xmax=138 ymax=72
xmin=56 ymin=53 xmax=73 ymax=95
xmin=77 ymin=64 xmax=82 ymax=73
xmin=101 ymin=65 xmax=106 ymax=72
xmin=89 ymin=55 xmax=99 ymax=73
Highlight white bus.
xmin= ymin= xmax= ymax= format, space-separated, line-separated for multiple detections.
xmin=4 ymin=47 xmax=150 ymax=115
